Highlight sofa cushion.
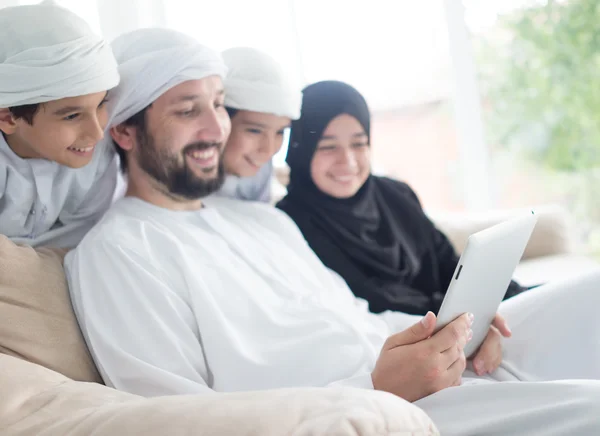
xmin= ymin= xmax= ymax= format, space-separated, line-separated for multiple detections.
xmin=513 ymin=253 xmax=600 ymax=287
xmin=0 ymin=236 xmax=101 ymax=382
xmin=0 ymin=355 xmax=439 ymax=436
xmin=429 ymin=204 xmax=574 ymax=260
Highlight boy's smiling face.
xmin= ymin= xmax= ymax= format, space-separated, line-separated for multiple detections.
xmin=0 ymin=91 xmax=109 ymax=168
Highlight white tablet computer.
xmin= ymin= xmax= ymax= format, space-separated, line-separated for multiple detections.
xmin=434 ymin=211 xmax=538 ymax=357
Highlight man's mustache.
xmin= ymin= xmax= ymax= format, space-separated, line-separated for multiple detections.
xmin=182 ymin=142 xmax=222 ymax=154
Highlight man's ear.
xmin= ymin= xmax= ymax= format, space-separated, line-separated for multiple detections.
xmin=110 ymin=123 xmax=137 ymax=152
xmin=0 ymin=108 xmax=18 ymax=135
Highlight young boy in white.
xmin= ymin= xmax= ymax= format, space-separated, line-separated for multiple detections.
xmin=0 ymin=2 xmax=119 ymax=247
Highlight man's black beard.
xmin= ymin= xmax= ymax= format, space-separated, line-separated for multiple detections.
xmin=135 ymin=126 xmax=225 ymax=200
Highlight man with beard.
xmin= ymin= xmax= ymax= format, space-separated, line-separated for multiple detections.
xmin=106 ymin=28 xmax=229 ymax=200
xmin=65 ymin=28 xmax=600 ymax=436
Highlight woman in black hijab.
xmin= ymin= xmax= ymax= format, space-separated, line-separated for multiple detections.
xmin=276 ymin=80 xmax=525 ymax=316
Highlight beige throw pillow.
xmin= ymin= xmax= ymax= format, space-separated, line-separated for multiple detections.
xmin=0 ymin=235 xmax=101 ymax=382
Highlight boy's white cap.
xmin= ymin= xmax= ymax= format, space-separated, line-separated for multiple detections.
xmin=0 ymin=0 xmax=119 ymax=107
xmin=223 ymin=47 xmax=302 ymax=120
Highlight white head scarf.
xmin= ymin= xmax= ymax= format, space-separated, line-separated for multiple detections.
xmin=0 ymin=0 xmax=119 ymax=108
xmin=222 ymin=47 xmax=302 ymax=120
xmin=105 ymin=28 xmax=228 ymax=129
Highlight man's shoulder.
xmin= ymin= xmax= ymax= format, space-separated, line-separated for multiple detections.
xmin=76 ymin=198 xmax=150 ymax=249
xmin=205 ymin=196 xmax=304 ymax=237
xmin=205 ymin=196 xmax=289 ymax=221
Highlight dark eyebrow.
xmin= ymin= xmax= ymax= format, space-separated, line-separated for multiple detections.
xmin=320 ymin=132 xmax=367 ymax=141
xmin=171 ymin=89 xmax=225 ymax=104
xmin=241 ymin=121 xmax=292 ymax=130
xmin=52 ymin=91 xmax=109 ymax=116
xmin=241 ymin=121 xmax=268 ymax=128
xmin=53 ymin=106 xmax=84 ymax=116
xmin=171 ymin=95 xmax=201 ymax=104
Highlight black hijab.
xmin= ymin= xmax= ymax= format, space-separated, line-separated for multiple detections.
xmin=277 ymin=81 xmax=525 ymax=315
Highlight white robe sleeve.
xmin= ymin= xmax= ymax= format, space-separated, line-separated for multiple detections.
xmin=65 ymin=240 xmax=214 ymax=397
xmin=376 ymin=310 xmax=422 ymax=334
xmin=34 ymin=150 xmax=118 ymax=248
xmin=329 ymin=265 xmax=420 ymax=335
xmin=327 ymin=373 xmax=375 ymax=389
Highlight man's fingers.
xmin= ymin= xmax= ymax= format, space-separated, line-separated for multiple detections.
xmin=431 ymin=313 xmax=473 ymax=352
xmin=472 ymin=326 xmax=502 ymax=376
xmin=481 ymin=348 xmax=502 ymax=375
xmin=445 ymin=351 xmax=467 ymax=387
xmin=439 ymin=326 xmax=470 ymax=369
xmin=486 ymin=353 xmax=502 ymax=374
xmin=493 ymin=313 xmax=512 ymax=338
xmin=383 ymin=311 xmax=437 ymax=350
xmin=440 ymin=342 xmax=461 ymax=369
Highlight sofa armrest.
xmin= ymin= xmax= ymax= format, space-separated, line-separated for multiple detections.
xmin=428 ymin=204 xmax=575 ymax=260
xmin=0 ymin=356 xmax=439 ymax=436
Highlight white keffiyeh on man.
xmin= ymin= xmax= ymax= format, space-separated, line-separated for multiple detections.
xmin=105 ymin=28 xmax=227 ymax=132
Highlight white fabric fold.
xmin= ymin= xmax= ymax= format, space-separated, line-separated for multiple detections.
xmin=0 ymin=2 xmax=119 ymax=107
xmin=105 ymin=28 xmax=228 ymax=129
xmin=222 ymin=47 xmax=301 ymax=119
